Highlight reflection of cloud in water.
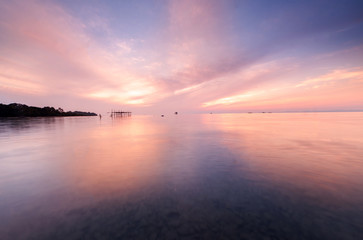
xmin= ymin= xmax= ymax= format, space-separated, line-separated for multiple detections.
xmin=64 ymin=117 xmax=170 ymax=196
xmin=2 ymin=114 xmax=363 ymax=239
xmin=202 ymin=113 xmax=363 ymax=204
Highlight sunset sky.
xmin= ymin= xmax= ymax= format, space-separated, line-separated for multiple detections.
xmin=1 ymin=0 xmax=363 ymax=114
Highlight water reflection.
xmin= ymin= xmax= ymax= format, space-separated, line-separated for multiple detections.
xmin=65 ymin=117 xmax=168 ymax=195
xmin=0 ymin=113 xmax=363 ymax=239
xmin=202 ymin=113 xmax=363 ymax=200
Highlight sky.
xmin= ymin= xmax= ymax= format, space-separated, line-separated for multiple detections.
xmin=0 ymin=0 xmax=363 ymax=114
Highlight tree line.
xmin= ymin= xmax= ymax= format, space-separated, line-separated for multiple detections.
xmin=0 ymin=103 xmax=97 ymax=117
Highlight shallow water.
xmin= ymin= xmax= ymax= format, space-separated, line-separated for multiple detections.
xmin=1 ymin=113 xmax=363 ymax=240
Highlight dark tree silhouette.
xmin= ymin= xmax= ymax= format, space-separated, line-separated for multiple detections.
xmin=0 ymin=103 xmax=97 ymax=117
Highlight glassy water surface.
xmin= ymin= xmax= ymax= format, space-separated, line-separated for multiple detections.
xmin=1 ymin=113 xmax=363 ymax=239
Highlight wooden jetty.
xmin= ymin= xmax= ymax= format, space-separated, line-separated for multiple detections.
xmin=110 ymin=110 xmax=132 ymax=117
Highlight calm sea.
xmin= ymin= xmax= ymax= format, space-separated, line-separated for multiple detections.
xmin=1 ymin=113 xmax=363 ymax=239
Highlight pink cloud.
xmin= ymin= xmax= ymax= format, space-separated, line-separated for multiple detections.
xmin=201 ymin=67 xmax=363 ymax=111
xmin=0 ymin=0 xmax=166 ymax=111
xmin=0 ymin=0 xmax=362 ymax=113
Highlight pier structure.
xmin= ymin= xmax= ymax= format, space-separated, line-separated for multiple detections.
xmin=110 ymin=110 xmax=132 ymax=117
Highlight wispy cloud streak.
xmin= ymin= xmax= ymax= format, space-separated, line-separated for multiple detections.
xmin=0 ymin=0 xmax=362 ymax=113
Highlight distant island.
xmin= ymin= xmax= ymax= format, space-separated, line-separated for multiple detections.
xmin=0 ymin=103 xmax=97 ymax=117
